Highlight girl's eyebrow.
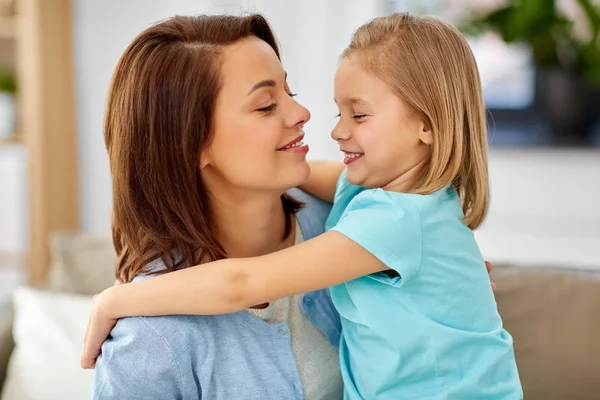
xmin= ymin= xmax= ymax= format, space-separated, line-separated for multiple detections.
xmin=334 ymin=97 xmax=369 ymax=105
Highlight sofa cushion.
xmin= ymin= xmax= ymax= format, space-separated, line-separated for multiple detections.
xmin=0 ymin=314 xmax=12 ymax=395
xmin=1 ymin=287 xmax=94 ymax=400
xmin=493 ymin=264 xmax=600 ymax=400
xmin=47 ymin=232 xmax=116 ymax=295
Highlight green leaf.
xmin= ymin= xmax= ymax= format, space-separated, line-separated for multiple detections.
xmin=458 ymin=0 xmax=600 ymax=85
xmin=0 ymin=69 xmax=16 ymax=94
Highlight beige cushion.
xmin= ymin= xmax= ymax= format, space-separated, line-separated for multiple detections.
xmin=493 ymin=265 xmax=600 ymax=400
xmin=0 ymin=314 xmax=12 ymax=395
xmin=1 ymin=287 xmax=95 ymax=400
xmin=47 ymin=232 xmax=116 ymax=295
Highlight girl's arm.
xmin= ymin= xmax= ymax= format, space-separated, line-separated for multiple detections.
xmin=82 ymin=234 xmax=495 ymax=368
xmin=98 ymin=230 xmax=387 ymax=318
xmin=299 ymin=160 xmax=344 ymax=203
xmin=81 ymin=230 xmax=386 ymax=369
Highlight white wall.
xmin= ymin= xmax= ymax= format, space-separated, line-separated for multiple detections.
xmin=73 ymin=1 xmax=600 ymax=269
xmin=476 ymin=149 xmax=600 ymax=269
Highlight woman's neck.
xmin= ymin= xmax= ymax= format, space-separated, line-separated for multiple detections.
xmin=208 ymin=187 xmax=295 ymax=259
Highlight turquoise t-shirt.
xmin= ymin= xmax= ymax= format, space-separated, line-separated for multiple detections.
xmin=326 ymin=171 xmax=522 ymax=400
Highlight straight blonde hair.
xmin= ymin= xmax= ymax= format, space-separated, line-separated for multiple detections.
xmin=343 ymin=13 xmax=489 ymax=229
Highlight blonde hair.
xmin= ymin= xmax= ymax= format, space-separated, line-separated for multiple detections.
xmin=343 ymin=13 xmax=489 ymax=229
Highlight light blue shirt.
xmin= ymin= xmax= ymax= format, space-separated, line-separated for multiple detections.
xmin=91 ymin=189 xmax=342 ymax=400
xmin=326 ymin=172 xmax=522 ymax=399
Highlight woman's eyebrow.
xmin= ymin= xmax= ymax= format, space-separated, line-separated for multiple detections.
xmin=247 ymin=71 xmax=288 ymax=96
xmin=247 ymin=80 xmax=276 ymax=95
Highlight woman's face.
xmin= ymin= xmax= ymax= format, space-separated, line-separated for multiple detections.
xmin=202 ymin=36 xmax=311 ymax=195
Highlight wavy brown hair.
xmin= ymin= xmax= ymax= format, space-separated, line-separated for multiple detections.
xmin=105 ymin=14 xmax=301 ymax=283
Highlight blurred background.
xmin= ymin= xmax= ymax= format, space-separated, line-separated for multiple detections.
xmin=0 ymin=0 xmax=599 ymax=399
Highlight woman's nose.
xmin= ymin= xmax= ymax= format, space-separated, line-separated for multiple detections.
xmin=288 ymin=100 xmax=311 ymax=129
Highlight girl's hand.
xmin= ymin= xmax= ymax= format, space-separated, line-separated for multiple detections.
xmin=81 ymin=291 xmax=118 ymax=369
xmin=486 ymin=261 xmax=497 ymax=293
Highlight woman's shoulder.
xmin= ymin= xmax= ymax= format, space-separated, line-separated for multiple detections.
xmin=98 ymin=310 xmax=252 ymax=378
xmin=93 ymin=314 xmax=198 ymax=397
xmin=107 ymin=313 xmax=211 ymax=353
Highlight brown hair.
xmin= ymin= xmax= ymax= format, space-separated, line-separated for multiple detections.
xmin=343 ymin=13 xmax=489 ymax=229
xmin=105 ymin=14 xmax=301 ymax=283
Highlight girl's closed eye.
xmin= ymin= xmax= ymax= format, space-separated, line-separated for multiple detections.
xmin=335 ymin=112 xmax=368 ymax=120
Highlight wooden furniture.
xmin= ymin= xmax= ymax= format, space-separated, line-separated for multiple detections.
xmin=0 ymin=0 xmax=79 ymax=285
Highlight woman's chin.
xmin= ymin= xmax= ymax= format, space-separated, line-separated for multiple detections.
xmin=282 ymin=160 xmax=311 ymax=189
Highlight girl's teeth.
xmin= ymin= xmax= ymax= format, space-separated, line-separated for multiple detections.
xmin=344 ymin=153 xmax=362 ymax=159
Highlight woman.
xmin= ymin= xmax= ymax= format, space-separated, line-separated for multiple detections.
xmin=87 ymin=13 xmax=493 ymax=399
xmin=89 ymin=14 xmax=343 ymax=400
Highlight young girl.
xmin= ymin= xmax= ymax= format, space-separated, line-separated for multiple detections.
xmin=84 ymin=13 xmax=521 ymax=399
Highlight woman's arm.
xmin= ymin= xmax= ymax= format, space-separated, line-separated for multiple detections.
xmin=99 ymin=231 xmax=387 ymax=318
xmin=299 ymin=160 xmax=344 ymax=203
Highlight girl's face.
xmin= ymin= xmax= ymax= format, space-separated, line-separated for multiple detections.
xmin=332 ymin=57 xmax=432 ymax=191
xmin=202 ymin=36 xmax=311 ymax=196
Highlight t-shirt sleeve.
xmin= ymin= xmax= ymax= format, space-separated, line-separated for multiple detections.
xmin=329 ymin=189 xmax=422 ymax=286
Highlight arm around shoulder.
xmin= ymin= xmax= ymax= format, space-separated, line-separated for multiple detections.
xmin=104 ymin=229 xmax=390 ymax=318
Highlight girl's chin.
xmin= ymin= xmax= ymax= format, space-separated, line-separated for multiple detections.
xmin=344 ymin=168 xmax=362 ymax=186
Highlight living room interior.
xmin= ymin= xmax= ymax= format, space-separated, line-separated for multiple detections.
xmin=0 ymin=0 xmax=599 ymax=399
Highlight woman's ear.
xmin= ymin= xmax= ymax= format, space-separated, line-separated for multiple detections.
xmin=199 ymin=151 xmax=210 ymax=169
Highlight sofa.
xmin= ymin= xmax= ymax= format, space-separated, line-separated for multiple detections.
xmin=1 ymin=232 xmax=599 ymax=399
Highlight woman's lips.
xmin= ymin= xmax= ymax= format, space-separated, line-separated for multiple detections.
xmin=278 ymin=135 xmax=309 ymax=153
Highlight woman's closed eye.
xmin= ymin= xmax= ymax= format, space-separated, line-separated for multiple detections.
xmin=257 ymin=92 xmax=298 ymax=114
xmin=257 ymin=103 xmax=277 ymax=113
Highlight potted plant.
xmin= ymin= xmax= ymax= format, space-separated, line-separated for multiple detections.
xmin=0 ymin=68 xmax=17 ymax=140
xmin=460 ymin=0 xmax=600 ymax=139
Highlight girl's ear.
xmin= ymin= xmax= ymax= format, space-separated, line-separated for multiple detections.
xmin=418 ymin=122 xmax=433 ymax=145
